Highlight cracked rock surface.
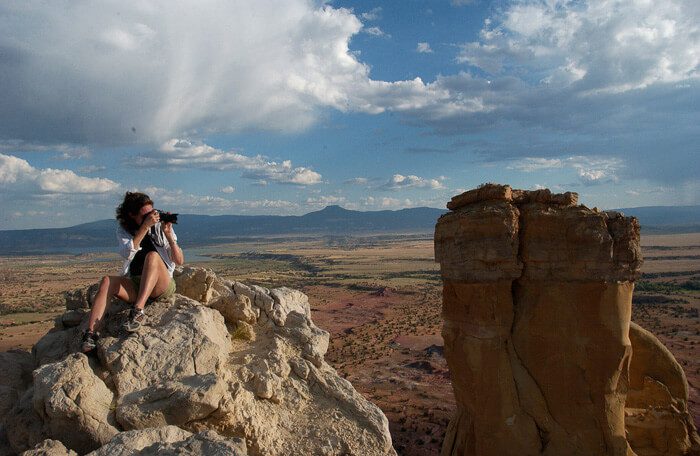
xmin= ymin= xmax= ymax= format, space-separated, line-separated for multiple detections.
xmin=1 ymin=267 xmax=395 ymax=456
xmin=435 ymin=184 xmax=700 ymax=456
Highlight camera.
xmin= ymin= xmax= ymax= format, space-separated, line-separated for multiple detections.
xmin=152 ymin=209 xmax=178 ymax=224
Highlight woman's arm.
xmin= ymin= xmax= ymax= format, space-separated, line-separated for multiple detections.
xmin=117 ymin=212 xmax=158 ymax=259
xmin=117 ymin=226 xmax=141 ymax=260
xmin=131 ymin=225 xmax=149 ymax=250
xmin=163 ymin=223 xmax=184 ymax=265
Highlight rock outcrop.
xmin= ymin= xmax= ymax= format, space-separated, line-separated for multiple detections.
xmin=20 ymin=439 xmax=76 ymax=456
xmin=434 ymin=184 xmax=700 ymax=456
xmin=0 ymin=267 xmax=395 ymax=456
xmin=626 ymin=322 xmax=700 ymax=455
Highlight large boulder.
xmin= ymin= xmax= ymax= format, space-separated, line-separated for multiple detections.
xmin=1 ymin=267 xmax=395 ymax=456
xmin=130 ymin=430 xmax=247 ymax=455
xmin=83 ymin=426 xmax=247 ymax=456
xmin=84 ymin=426 xmax=192 ymax=456
xmin=97 ymin=297 xmax=230 ymax=401
xmin=20 ymin=439 xmax=77 ymax=456
xmin=625 ymin=322 xmax=700 ymax=455
xmin=116 ymin=373 xmax=228 ymax=429
xmin=172 ymin=267 xmax=218 ymax=303
xmin=32 ymin=354 xmax=119 ymax=454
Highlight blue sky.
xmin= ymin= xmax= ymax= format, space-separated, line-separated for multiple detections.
xmin=0 ymin=0 xmax=698 ymax=229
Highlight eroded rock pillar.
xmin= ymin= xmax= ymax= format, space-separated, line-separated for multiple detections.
xmin=435 ymin=184 xmax=642 ymax=456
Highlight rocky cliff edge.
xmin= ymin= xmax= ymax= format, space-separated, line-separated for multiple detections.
xmin=0 ymin=267 xmax=396 ymax=456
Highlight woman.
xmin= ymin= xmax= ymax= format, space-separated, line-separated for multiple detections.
xmin=81 ymin=191 xmax=185 ymax=353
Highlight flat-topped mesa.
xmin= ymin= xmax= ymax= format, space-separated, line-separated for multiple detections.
xmin=435 ymin=184 xmax=699 ymax=456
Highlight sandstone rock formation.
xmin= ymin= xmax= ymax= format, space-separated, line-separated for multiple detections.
xmin=626 ymin=322 xmax=700 ymax=455
xmin=435 ymin=184 xmax=700 ymax=456
xmin=0 ymin=267 xmax=395 ymax=456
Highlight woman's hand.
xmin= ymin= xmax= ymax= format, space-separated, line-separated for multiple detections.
xmin=163 ymin=216 xmax=173 ymax=237
xmin=163 ymin=213 xmax=184 ymax=265
xmin=142 ymin=210 xmax=160 ymax=229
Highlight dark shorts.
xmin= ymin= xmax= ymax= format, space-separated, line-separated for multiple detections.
xmin=130 ymin=275 xmax=176 ymax=302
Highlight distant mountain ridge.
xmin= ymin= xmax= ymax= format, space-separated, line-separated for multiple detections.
xmin=0 ymin=205 xmax=446 ymax=254
xmin=608 ymin=205 xmax=700 ymax=232
xmin=0 ymin=204 xmax=697 ymax=255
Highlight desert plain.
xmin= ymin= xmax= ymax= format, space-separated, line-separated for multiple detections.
xmin=1 ymin=231 xmax=699 ymax=456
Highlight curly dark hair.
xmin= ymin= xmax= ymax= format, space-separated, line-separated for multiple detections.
xmin=116 ymin=192 xmax=153 ymax=234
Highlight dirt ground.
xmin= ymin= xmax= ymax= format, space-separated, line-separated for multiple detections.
xmin=632 ymin=233 xmax=700 ymax=422
xmin=1 ymin=232 xmax=699 ymax=455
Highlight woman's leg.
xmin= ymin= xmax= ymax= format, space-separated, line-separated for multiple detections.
xmin=133 ymin=251 xmax=171 ymax=310
xmin=87 ymin=275 xmax=138 ymax=332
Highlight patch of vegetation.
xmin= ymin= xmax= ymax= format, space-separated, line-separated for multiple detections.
xmin=347 ymin=283 xmax=381 ymax=292
xmin=636 ymin=281 xmax=682 ymax=293
xmin=0 ymin=305 xmax=35 ymax=315
xmin=644 ymin=255 xmax=700 ymax=261
xmin=0 ymin=310 xmax=60 ymax=326
xmin=644 ymin=245 xmax=700 ymax=251
xmin=635 ymin=280 xmax=700 ymax=294
xmin=230 ymin=324 xmax=252 ymax=341
xmin=632 ymin=294 xmax=687 ymax=305
xmin=641 ymin=270 xmax=700 ymax=279
xmin=382 ymin=270 xmax=441 ymax=282
xmin=238 ymin=252 xmax=322 ymax=275
xmin=681 ymin=279 xmax=700 ymax=290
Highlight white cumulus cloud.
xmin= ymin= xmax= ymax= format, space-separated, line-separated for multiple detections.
xmin=0 ymin=0 xmax=440 ymax=145
xmin=508 ymin=155 xmax=623 ymax=185
xmin=358 ymin=196 xmax=444 ymax=210
xmin=416 ymin=42 xmax=433 ymax=53
xmin=364 ymin=26 xmax=390 ymax=38
xmin=139 ymin=186 xmax=298 ymax=213
xmin=361 ymin=196 xmax=413 ymax=208
xmin=305 ymin=195 xmax=347 ymax=207
xmin=507 ymin=157 xmax=565 ymax=172
xmin=0 ymin=141 xmax=91 ymax=159
xmin=150 ymin=139 xmax=322 ymax=186
xmin=381 ymin=174 xmax=446 ymax=191
xmin=1 ymin=0 xmax=697 ymax=188
xmin=344 ymin=177 xmax=370 ymax=186
xmin=0 ymin=153 xmax=120 ymax=194
xmin=361 ymin=7 xmax=382 ymax=21
xmin=457 ymin=0 xmax=700 ymax=93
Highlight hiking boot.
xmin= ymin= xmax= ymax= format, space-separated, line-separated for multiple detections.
xmin=81 ymin=330 xmax=98 ymax=353
xmin=123 ymin=307 xmax=146 ymax=333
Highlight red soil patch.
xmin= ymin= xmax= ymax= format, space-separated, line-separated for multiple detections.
xmin=302 ymin=284 xmax=454 ymax=456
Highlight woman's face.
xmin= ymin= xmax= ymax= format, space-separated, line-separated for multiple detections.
xmin=130 ymin=204 xmax=154 ymax=226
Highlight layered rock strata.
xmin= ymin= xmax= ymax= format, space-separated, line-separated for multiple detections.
xmin=1 ymin=267 xmax=395 ymax=456
xmin=435 ymin=184 xmax=699 ymax=456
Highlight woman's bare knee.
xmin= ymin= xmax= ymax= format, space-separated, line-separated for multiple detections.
xmin=145 ymin=251 xmax=161 ymax=264
xmin=105 ymin=276 xmax=124 ymax=296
